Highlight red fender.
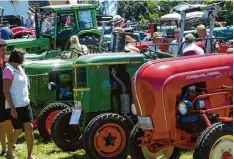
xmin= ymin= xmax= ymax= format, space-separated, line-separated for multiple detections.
xmin=11 ymin=26 xmax=28 ymax=33
xmin=13 ymin=30 xmax=35 ymax=38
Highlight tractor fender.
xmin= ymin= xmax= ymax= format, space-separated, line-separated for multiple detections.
xmin=11 ymin=26 xmax=28 ymax=33
xmin=13 ymin=30 xmax=35 ymax=38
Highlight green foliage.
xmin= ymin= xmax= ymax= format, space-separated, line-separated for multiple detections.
xmin=117 ymin=0 xmax=159 ymax=25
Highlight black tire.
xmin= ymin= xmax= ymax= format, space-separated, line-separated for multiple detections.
xmin=83 ymin=113 xmax=134 ymax=159
xmin=129 ymin=124 xmax=180 ymax=159
xmin=37 ymin=103 xmax=69 ymax=141
xmin=51 ymin=108 xmax=83 ymax=151
xmin=193 ymin=122 xmax=233 ymax=159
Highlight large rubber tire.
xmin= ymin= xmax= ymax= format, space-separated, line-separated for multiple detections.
xmin=51 ymin=108 xmax=83 ymax=151
xmin=83 ymin=113 xmax=134 ymax=159
xmin=193 ymin=122 xmax=233 ymax=159
xmin=129 ymin=124 xmax=180 ymax=159
xmin=37 ymin=103 xmax=69 ymax=141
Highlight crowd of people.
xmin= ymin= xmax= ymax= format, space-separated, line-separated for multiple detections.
xmin=110 ymin=15 xmax=217 ymax=56
xmin=0 ymin=11 xmax=35 ymax=41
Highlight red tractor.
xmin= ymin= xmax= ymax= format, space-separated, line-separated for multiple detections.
xmin=129 ymin=53 xmax=233 ymax=159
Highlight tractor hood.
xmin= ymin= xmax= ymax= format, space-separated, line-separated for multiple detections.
xmin=75 ymin=52 xmax=146 ymax=65
xmin=24 ymin=59 xmax=74 ymax=71
xmin=6 ymin=38 xmax=50 ymax=55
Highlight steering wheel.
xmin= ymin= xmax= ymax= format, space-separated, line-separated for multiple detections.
xmin=140 ymin=47 xmax=159 ymax=59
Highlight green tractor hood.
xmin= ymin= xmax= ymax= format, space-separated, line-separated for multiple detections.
xmin=6 ymin=38 xmax=50 ymax=55
xmin=75 ymin=52 xmax=146 ymax=65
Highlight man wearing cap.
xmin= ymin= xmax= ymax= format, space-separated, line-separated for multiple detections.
xmin=111 ymin=15 xmax=139 ymax=53
xmin=168 ymin=28 xmax=184 ymax=56
xmin=196 ymin=24 xmax=219 ymax=52
xmin=148 ymin=32 xmax=164 ymax=52
xmin=183 ymin=33 xmax=204 ymax=56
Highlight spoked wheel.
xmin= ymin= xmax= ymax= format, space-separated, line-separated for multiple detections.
xmin=51 ymin=108 xmax=83 ymax=151
xmin=194 ymin=122 xmax=233 ymax=159
xmin=129 ymin=124 xmax=180 ymax=159
xmin=83 ymin=113 xmax=134 ymax=159
xmin=37 ymin=103 xmax=69 ymax=141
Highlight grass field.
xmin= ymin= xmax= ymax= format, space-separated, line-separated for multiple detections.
xmin=0 ymin=130 xmax=193 ymax=159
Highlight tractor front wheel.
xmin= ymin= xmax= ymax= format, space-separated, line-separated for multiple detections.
xmin=129 ymin=124 xmax=180 ymax=159
xmin=51 ymin=108 xmax=83 ymax=151
xmin=37 ymin=103 xmax=69 ymax=141
xmin=83 ymin=113 xmax=134 ymax=159
xmin=193 ymin=122 xmax=233 ymax=159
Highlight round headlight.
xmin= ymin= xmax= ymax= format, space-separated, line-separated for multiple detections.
xmin=48 ymin=83 xmax=52 ymax=90
xmin=131 ymin=103 xmax=137 ymax=115
xmin=178 ymin=102 xmax=187 ymax=115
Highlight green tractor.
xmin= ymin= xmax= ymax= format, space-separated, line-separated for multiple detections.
xmin=48 ymin=51 xmax=174 ymax=155
xmin=24 ymin=55 xmax=76 ymax=141
xmin=6 ymin=4 xmax=101 ymax=55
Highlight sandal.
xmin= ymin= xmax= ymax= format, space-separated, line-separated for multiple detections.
xmin=5 ymin=153 xmax=16 ymax=159
xmin=0 ymin=149 xmax=7 ymax=156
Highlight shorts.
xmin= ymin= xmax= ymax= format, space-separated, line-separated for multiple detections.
xmin=0 ymin=101 xmax=11 ymax=123
xmin=9 ymin=105 xmax=33 ymax=129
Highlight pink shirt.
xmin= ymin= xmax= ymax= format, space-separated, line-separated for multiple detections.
xmin=3 ymin=67 xmax=13 ymax=80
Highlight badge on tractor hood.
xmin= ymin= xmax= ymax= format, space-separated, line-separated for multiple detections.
xmin=186 ymin=71 xmax=222 ymax=80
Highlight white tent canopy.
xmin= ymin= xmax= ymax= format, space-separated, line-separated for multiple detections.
xmin=160 ymin=11 xmax=206 ymax=21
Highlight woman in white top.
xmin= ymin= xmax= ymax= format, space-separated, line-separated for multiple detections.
xmin=3 ymin=48 xmax=34 ymax=159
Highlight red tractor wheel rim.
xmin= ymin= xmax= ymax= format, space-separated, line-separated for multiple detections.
xmin=45 ymin=110 xmax=61 ymax=135
xmin=147 ymin=144 xmax=160 ymax=153
xmin=222 ymin=152 xmax=233 ymax=159
xmin=94 ymin=123 xmax=126 ymax=157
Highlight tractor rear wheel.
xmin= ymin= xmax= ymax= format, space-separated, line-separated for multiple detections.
xmin=83 ymin=113 xmax=134 ymax=159
xmin=193 ymin=122 xmax=233 ymax=159
xmin=51 ymin=108 xmax=83 ymax=151
xmin=37 ymin=103 xmax=69 ymax=141
xmin=129 ymin=124 xmax=180 ymax=159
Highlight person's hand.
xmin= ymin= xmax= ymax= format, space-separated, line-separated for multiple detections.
xmin=11 ymin=107 xmax=18 ymax=119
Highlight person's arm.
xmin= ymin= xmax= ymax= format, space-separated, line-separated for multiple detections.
xmin=3 ymin=68 xmax=17 ymax=118
xmin=126 ymin=35 xmax=136 ymax=43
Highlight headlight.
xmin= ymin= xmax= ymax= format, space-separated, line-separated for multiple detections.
xmin=48 ymin=82 xmax=57 ymax=91
xmin=48 ymin=83 xmax=52 ymax=90
xmin=137 ymin=116 xmax=153 ymax=130
xmin=178 ymin=100 xmax=193 ymax=115
xmin=178 ymin=102 xmax=187 ymax=115
xmin=131 ymin=103 xmax=137 ymax=115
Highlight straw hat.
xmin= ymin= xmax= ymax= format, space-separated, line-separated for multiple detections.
xmin=113 ymin=15 xmax=124 ymax=25
xmin=196 ymin=24 xmax=206 ymax=31
xmin=152 ymin=32 xmax=164 ymax=39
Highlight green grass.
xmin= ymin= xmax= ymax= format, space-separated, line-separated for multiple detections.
xmin=0 ymin=130 xmax=193 ymax=159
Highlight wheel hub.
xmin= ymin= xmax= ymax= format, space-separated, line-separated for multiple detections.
xmin=104 ymin=132 xmax=116 ymax=146
xmin=94 ymin=123 xmax=126 ymax=157
xmin=222 ymin=151 xmax=233 ymax=159
xmin=210 ymin=135 xmax=233 ymax=159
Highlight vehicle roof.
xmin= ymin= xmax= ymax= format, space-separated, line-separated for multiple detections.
xmin=75 ymin=52 xmax=145 ymax=65
xmin=160 ymin=11 xmax=206 ymax=21
xmin=40 ymin=4 xmax=96 ymax=11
